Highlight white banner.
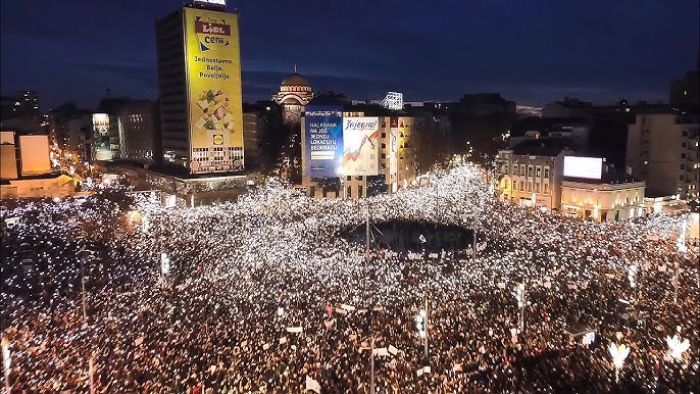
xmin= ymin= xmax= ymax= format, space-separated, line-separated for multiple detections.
xmin=305 ymin=375 xmax=321 ymax=393
xmin=286 ymin=326 xmax=303 ymax=334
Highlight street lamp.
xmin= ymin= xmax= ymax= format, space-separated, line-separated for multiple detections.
xmin=514 ymin=283 xmax=526 ymax=333
xmin=666 ymin=335 xmax=690 ymax=361
xmin=608 ymin=342 xmax=630 ymax=383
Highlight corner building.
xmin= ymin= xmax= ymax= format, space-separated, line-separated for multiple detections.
xmin=156 ymin=4 xmax=244 ymax=174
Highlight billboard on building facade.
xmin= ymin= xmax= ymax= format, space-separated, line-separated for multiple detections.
xmin=184 ymin=7 xmax=244 ymax=174
xmin=563 ymin=156 xmax=602 ymax=180
xmin=304 ymin=105 xmax=344 ymax=178
xmin=342 ymin=117 xmax=380 ymax=176
xmin=388 ymin=117 xmax=399 ymax=178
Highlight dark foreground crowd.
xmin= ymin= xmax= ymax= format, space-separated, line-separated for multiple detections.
xmin=1 ymin=168 xmax=698 ymax=393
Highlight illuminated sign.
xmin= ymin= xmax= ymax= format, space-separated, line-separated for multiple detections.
xmin=563 ymin=156 xmax=603 ymax=180
xmin=304 ymin=105 xmax=343 ymax=178
xmin=342 ymin=117 xmax=380 ymax=176
xmin=184 ymin=8 xmax=243 ymax=174
xmin=193 ymin=0 xmax=226 ymax=9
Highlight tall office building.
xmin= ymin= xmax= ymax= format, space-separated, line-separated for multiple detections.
xmin=156 ymin=0 xmax=244 ymax=174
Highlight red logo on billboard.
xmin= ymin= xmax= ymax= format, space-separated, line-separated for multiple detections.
xmin=195 ymin=21 xmax=231 ymax=36
xmin=195 ymin=16 xmax=231 ymax=52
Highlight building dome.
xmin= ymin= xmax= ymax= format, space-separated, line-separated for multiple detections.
xmin=281 ymin=73 xmax=310 ymax=88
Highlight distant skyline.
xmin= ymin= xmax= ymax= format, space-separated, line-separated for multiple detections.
xmin=1 ymin=0 xmax=698 ymax=110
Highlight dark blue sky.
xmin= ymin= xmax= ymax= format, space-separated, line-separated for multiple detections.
xmin=1 ymin=0 xmax=698 ymax=110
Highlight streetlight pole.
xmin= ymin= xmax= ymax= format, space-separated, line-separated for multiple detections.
xmin=366 ymin=205 xmax=371 ymax=255
xmin=2 ymin=337 xmax=10 ymax=394
xmin=423 ymin=295 xmax=429 ymax=360
xmin=81 ymin=254 xmax=88 ymax=322
xmin=370 ymin=310 xmax=375 ymax=394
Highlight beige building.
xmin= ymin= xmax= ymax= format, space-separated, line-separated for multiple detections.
xmin=496 ymin=139 xmax=573 ymax=210
xmin=301 ymin=114 xmax=418 ymax=199
xmin=272 ymin=72 xmax=314 ymax=125
xmin=560 ymin=179 xmax=645 ymax=221
xmin=626 ymin=112 xmax=699 ymax=199
xmin=1 ymin=131 xmax=77 ymax=199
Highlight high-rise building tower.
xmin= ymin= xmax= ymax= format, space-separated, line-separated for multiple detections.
xmin=155 ymin=0 xmax=244 ymax=174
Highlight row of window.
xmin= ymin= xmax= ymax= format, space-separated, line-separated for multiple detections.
xmin=506 ymin=164 xmax=550 ymax=178
xmin=506 ymin=179 xmax=549 ymax=194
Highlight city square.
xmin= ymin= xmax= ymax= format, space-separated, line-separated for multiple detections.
xmin=2 ymin=165 xmax=698 ymax=392
xmin=1 ymin=0 xmax=699 ymax=392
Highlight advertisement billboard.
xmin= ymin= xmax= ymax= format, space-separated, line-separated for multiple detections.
xmin=342 ymin=117 xmax=380 ymax=176
xmin=388 ymin=117 xmax=399 ymax=177
xmin=305 ymin=105 xmax=344 ymax=178
xmin=184 ymin=8 xmax=244 ymax=174
xmin=563 ymin=156 xmax=603 ymax=180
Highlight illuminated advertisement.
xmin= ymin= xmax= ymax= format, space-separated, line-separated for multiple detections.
xmin=388 ymin=117 xmax=399 ymax=176
xmin=563 ymin=156 xmax=602 ymax=180
xmin=184 ymin=7 xmax=244 ymax=174
xmin=343 ymin=117 xmax=380 ymax=176
xmin=305 ymin=105 xmax=343 ymax=178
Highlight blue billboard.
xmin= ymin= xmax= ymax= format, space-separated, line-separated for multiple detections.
xmin=305 ymin=105 xmax=344 ymax=178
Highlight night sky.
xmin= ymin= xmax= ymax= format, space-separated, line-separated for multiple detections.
xmin=1 ymin=0 xmax=698 ymax=110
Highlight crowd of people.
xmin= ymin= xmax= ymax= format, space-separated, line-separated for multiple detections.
xmin=1 ymin=165 xmax=698 ymax=393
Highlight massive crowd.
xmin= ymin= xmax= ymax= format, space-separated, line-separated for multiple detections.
xmin=1 ymin=165 xmax=698 ymax=393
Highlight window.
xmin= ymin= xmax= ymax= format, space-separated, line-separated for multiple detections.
xmin=346 ymin=186 xmax=351 ymax=197
xmin=358 ymin=185 xmax=364 ymax=196
xmin=520 ymin=165 xmax=526 ymax=176
xmin=381 ymin=132 xmax=386 ymax=138
xmin=381 ymin=143 xmax=386 ymax=149
xmin=347 ymin=176 xmax=351 ymax=181
xmin=520 ymin=181 xmax=524 ymax=191
xmin=543 ymin=183 xmax=549 ymax=194
xmin=681 ymin=153 xmax=686 ymax=159
xmin=381 ymin=153 xmax=386 ymax=159
xmin=536 ymin=167 xmax=541 ymax=177
xmin=513 ymin=165 xmax=518 ymax=174
xmin=544 ymin=167 xmax=549 ymax=178
xmin=528 ymin=166 xmax=534 ymax=177
xmin=682 ymin=142 xmax=687 ymax=148
xmin=682 ymin=131 xmax=688 ymax=137
xmin=535 ymin=183 xmax=540 ymax=193
xmin=358 ymin=176 xmax=363 ymax=181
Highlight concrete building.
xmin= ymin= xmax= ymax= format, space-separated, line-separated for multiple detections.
xmin=272 ymin=72 xmax=314 ymax=125
xmin=300 ymin=112 xmax=419 ymax=199
xmin=670 ymin=56 xmax=699 ymax=114
xmin=626 ymin=111 xmax=700 ymax=200
xmin=560 ymin=176 xmax=645 ymax=221
xmin=116 ymin=100 xmax=159 ymax=164
xmin=155 ymin=3 xmax=244 ymax=174
xmin=496 ymin=138 xmax=575 ymax=210
xmin=0 ymin=131 xmax=76 ymax=199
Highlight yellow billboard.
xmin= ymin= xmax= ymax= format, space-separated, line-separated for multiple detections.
xmin=184 ymin=7 xmax=244 ymax=174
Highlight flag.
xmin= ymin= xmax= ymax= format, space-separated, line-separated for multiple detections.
xmin=388 ymin=345 xmax=399 ymax=355
xmin=305 ymin=375 xmax=321 ymax=393
xmin=372 ymin=348 xmax=389 ymax=357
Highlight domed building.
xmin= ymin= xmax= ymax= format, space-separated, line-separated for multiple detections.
xmin=272 ymin=71 xmax=313 ymax=125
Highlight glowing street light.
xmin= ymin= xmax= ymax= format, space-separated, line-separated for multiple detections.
xmin=514 ymin=283 xmax=526 ymax=332
xmin=608 ymin=342 xmax=630 ymax=383
xmin=666 ymin=335 xmax=690 ymax=361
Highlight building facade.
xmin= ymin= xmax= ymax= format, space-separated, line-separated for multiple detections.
xmin=626 ymin=112 xmax=699 ymax=199
xmin=560 ymin=179 xmax=645 ymax=221
xmin=156 ymin=4 xmax=244 ymax=174
xmin=496 ymin=149 xmax=564 ymax=210
xmin=116 ymin=100 xmax=159 ymax=164
xmin=300 ymin=113 xmax=419 ymax=199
